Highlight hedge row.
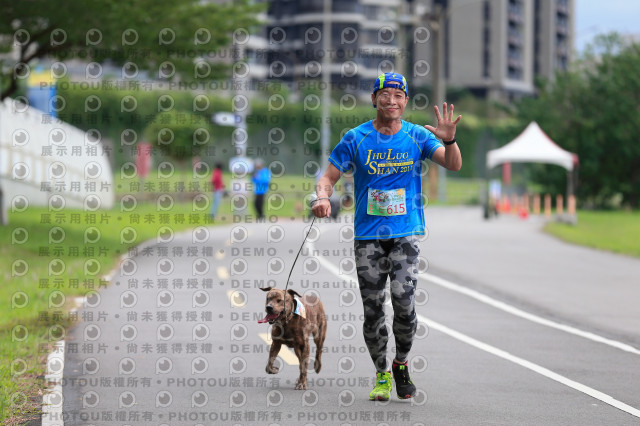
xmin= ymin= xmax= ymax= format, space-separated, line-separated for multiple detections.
xmin=55 ymin=82 xmax=516 ymax=177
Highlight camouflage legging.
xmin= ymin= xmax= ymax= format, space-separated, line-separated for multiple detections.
xmin=354 ymin=236 xmax=420 ymax=372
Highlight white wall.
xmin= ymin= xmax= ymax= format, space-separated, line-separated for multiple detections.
xmin=0 ymin=97 xmax=114 ymax=224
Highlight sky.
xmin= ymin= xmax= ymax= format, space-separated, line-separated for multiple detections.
xmin=575 ymin=0 xmax=640 ymax=52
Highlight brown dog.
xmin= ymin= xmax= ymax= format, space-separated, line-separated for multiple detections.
xmin=258 ymin=287 xmax=327 ymax=390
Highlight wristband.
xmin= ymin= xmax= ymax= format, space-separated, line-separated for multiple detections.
xmin=443 ymin=138 xmax=457 ymax=145
xmin=309 ymin=197 xmax=330 ymax=206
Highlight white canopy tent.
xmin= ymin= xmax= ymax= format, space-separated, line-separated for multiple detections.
xmin=485 ymin=122 xmax=578 ymax=219
xmin=487 ymin=122 xmax=577 ymax=171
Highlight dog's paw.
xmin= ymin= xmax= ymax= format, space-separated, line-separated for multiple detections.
xmin=314 ymin=359 xmax=322 ymax=374
xmin=266 ymin=365 xmax=280 ymax=374
xmin=295 ymin=381 xmax=307 ymax=390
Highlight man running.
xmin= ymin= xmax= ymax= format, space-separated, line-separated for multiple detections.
xmin=312 ymin=72 xmax=462 ymax=400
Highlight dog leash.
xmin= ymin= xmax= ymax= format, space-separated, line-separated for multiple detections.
xmin=282 ymin=215 xmax=315 ymax=320
xmin=282 ymin=195 xmax=328 ymax=319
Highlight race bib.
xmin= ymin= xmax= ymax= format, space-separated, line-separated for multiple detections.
xmin=367 ymin=188 xmax=407 ymax=216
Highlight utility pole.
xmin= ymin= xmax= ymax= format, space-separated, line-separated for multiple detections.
xmin=320 ymin=0 xmax=332 ymax=169
xmin=232 ymin=37 xmax=248 ymax=160
xmin=427 ymin=2 xmax=447 ymax=202
xmin=230 ymin=37 xmax=250 ymax=217
xmin=435 ymin=1 xmax=448 ymax=203
xmin=396 ymin=1 xmax=410 ymax=77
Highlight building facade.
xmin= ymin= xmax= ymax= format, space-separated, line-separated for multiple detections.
xmin=429 ymin=0 xmax=574 ymax=103
xmin=258 ymin=0 xmax=574 ymax=103
xmin=263 ymin=0 xmax=402 ymax=95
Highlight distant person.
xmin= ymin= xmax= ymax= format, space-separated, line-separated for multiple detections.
xmin=210 ymin=163 xmax=225 ymax=220
xmin=252 ymin=159 xmax=271 ymax=220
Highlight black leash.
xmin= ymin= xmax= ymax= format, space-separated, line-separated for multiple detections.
xmin=281 ymin=195 xmax=331 ymax=319
xmin=282 ymin=215 xmax=316 ymax=319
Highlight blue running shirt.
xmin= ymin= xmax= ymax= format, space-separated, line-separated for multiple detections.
xmin=328 ymin=120 xmax=443 ymax=240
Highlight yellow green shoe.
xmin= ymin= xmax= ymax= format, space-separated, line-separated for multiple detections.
xmin=369 ymin=371 xmax=392 ymax=401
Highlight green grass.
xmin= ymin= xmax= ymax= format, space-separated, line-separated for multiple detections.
xmin=114 ymin=168 xmax=316 ymax=194
xmin=545 ymin=210 xmax=640 ymax=258
xmin=440 ymin=177 xmax=485 ymax=205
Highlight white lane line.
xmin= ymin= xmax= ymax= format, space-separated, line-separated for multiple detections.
xmin=420 ymin=315 xmax=640 ymax=419
xmin=314 ymin=241 xmax=640 ymax=356
xmin=310 ymin=244 xmax=640 ymax=419
xmin=419 ymin=272 xmax=640 ymax=356
xmin=217 ymin=266 xmax=230 ymax=280
xmin=258 ymin=333 xmax=299 ymax=365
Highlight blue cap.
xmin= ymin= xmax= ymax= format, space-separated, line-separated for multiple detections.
xmin=373 ymin=72 xmax=408 ymax=97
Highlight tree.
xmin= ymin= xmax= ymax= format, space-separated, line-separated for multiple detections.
xmin=0 ymin=0 xmax=264 ymax=100
xmin=516 ymin=33 xmax=640 ymax=209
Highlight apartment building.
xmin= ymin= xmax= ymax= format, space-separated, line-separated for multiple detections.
xmin=427 ymin=0 xmax=574 ymax=102
xmin=258 ymin=0 xmax=573 ymax=102
xmin=263 ymin=0 xmax=402 ymax=95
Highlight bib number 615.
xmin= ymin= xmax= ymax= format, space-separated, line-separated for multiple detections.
xmin=387 ymin=203 xmax=406 ymax=215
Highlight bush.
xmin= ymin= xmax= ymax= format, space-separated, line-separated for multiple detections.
xmin=142 ymin=110 xmax=212 ymax=161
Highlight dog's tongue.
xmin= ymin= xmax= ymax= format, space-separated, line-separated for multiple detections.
xmin=258 ymin=313 xmax=279 ymax=324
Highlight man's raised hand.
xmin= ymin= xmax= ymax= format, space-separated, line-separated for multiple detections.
xmin=424 ymin=102 xmax=462 ymax=141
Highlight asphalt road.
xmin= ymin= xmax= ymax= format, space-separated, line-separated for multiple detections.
xmin=58 ymin=206 xmax=640 ymax=425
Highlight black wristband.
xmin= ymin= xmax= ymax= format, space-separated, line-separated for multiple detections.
xmin=309 ymin=197 xmax=330 ymax=206
xmin=443 ymin=138 xmax=457 ymax=145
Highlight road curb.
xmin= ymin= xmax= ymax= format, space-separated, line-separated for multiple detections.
xmin=41 ymin=340 xmax=64 ymax=426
